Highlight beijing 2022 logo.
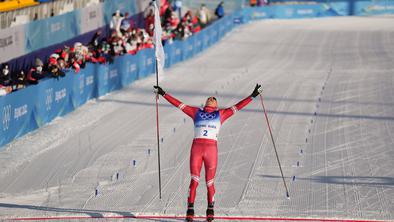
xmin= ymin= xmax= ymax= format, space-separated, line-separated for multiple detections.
xmin=199 ymin=112 xmax=216 ymax=120
xmin=2 ymin=104 xmax=12 ymax=131
xmin=45 ymin=88 xmax=53 ymax=111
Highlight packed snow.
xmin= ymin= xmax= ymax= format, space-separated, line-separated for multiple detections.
xmin=1 ymin=16 xmax=394 ymax=221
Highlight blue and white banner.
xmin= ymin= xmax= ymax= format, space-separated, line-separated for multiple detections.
xmin=0 ymin=25 xmax=25 ymax=63
xmin=78 ymin=3 xmax=105 ymax=34
xmin=25 ymin=12 xmax=80 ymax=53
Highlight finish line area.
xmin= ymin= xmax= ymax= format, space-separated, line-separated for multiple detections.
xmin=5 ymin=215 xmax=390 ymax=222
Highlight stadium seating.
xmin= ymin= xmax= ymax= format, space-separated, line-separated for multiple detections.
xmin=0 ymin=0 xmax=39 ymax=12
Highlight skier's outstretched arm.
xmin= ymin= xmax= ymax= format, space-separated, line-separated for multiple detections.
xmin=154 ymin=85 xmax=198 ymax=118
xmin=220 ymin=84 xmax=262 ymax=123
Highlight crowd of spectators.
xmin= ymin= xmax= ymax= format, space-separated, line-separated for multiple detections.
xmin=0 ymin=0 xmax=225 ymax=96
xmin=250 ymin=0 xmax=270 ymax=7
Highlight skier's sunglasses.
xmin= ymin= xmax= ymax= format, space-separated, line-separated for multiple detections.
xmin=208 ymin=97 xmax=217 ymax=101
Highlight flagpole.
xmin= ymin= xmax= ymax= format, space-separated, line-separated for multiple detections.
xmin=153 ymin=0 xmax=162 ymax=200
xmin=155 ymin=59 xmax=162 ymax=200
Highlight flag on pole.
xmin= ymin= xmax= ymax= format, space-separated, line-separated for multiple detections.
xmin=153 ymin=0 xmax=165 ymax=76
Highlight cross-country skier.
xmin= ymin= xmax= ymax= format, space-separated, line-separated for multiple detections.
xmin=154 ymin=84 xmax=262 ymax=221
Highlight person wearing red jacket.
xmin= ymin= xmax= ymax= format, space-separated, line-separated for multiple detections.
xmin=154 ymin=84 xmax=262 ymax=221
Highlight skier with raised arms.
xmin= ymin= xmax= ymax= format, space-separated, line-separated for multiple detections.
xmin=154 ymin=84 xmax=262 ymax=221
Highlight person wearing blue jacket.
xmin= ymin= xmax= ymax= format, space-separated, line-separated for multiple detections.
xmin=215 ymin=1 xmax=224 ymax=19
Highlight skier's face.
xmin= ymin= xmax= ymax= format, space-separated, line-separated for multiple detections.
xmin=205 ymin=97 xmax=217 ymax=108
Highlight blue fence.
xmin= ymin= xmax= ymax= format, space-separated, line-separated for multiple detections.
xmin=2 ymin=2 xmax=394 ymax=148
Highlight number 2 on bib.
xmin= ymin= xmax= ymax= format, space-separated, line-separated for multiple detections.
xmin=203 ymin=130 xmax=208 ymax=136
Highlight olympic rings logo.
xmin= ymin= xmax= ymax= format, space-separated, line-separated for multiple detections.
xmin=199 ymin=112 xmax=216 ymax=120
xmin=2 ymin=104 xmax=12 ymax=131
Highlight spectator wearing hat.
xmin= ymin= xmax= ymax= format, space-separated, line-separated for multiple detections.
xmin=27 ymin=58 xmax=45 ymax=85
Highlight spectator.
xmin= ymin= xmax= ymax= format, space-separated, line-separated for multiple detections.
xmin=174 ymin=22 xmax=191 ymax=40
xmin=166 ymin=11 xmax=180 ymax=31
xmin=183 ymin=10 xmax=201 ymax=33
xmin=0 ymin=63 xmax=12 ymax=86
xmin=215 ymin=1 xmax=225 ymax=19
xmin=160 ymin=0 xmax=171 ymax=16
xmin=110 ymin=10 xmax=124 ymax=37
xmin=88 ymin=31 xmax=107 ymax=64
xmin=261 ymin=0 xmax=269 ymax=5
xmin=0 ymin=64 xmax=12 ymax=95
xmin=47 ymin=53 xmax=65 ymax=78
xmin=163 ymin=3 xmax=173 ymax=24
xmin=120 ymin=12 xmax=131 ymax=35
xmin=15 ymin=70 xmax=26 ymax=90
xmin=0 ymin=84 xmax=12 ymax=96
xmin=173 ymin=0 xmax=182 ymax=19
xmin=72 ymin=42 xmax=90 ymax=71
xmin=26 ymin=58 xmax=45 ymax=85
xmin=198 ymin=4 xmax=210 ymax=28
xmin=250 ymin=0 xmax=258 ymax=7
xmin=89 ymin=31 xmax=102 ymax=50
xmin=144 ymin=1 xmax=155 ymax=18
xmin=145 ymin=8 xmax=155 ymax=36
xmin=191 ymin=13 xmax=201 ymax=33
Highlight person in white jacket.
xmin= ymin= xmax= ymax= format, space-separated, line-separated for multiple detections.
xmin=110 ymin=10 xmax=124 ymax=37
xmin=198 ymin=4 xmax=209 ymax=27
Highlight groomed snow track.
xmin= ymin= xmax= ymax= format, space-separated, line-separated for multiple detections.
xmin=1 ymin=16 xmax=394 ymax=221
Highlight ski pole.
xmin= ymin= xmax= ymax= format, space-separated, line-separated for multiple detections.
xmin=259 ymin=94 xmax=290 ymax=198
xmin=153 ymin=0 xmax=163 ymax=200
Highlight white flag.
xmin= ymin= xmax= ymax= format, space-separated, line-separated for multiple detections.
xmin=153 ymin=0 xmax=165 ymax=76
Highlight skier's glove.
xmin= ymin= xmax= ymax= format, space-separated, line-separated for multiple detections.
xmin=154 ymin=85 xmax=166 ymax=96
xmin=251 ymin=84 xmax=263 ymax=98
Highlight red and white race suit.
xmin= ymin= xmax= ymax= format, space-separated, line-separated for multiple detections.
xmin=163 ymin=93 xmax=253 ymax=204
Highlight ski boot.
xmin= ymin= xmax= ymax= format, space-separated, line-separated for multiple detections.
xmin=186 ymin=203 xmax=194 ymax=222
xmin=206 ymin=203 xmax=214 ymax=222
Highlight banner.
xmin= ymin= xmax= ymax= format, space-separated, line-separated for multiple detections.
xmin=78 ymin=3 xmax=105 ymax=34
xmin=25 ymin=12 xmax=80 ymax=53
xmin=0 ymin=26 xmax=25 ymax=63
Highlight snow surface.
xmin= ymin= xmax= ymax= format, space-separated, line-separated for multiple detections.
xmin=1 ymin=16 xmax=394 ymax=221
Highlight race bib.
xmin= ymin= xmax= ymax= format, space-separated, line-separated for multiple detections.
xmin=194 ymin=110 xmax=221 ymax=140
